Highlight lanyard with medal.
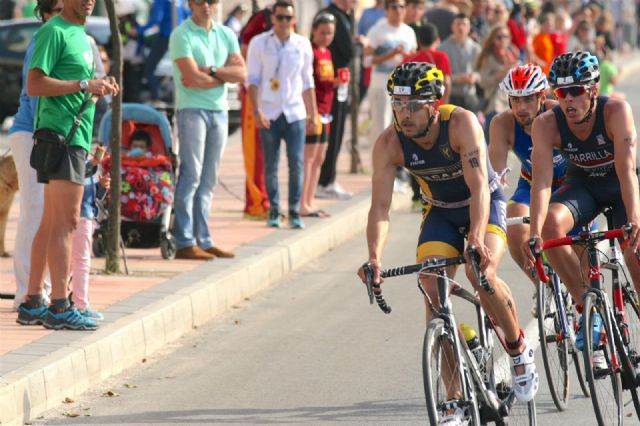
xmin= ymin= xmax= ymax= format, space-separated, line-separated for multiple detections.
xmin=270 ymin=35 xmax=286 ymax=92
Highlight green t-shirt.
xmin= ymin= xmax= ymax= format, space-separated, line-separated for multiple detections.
xmin=169 ymin=19 xmax=240 ymax=111
xmin=30 ymin=15 xmax=96 ymax=152
xmin=598 ymin=59 xmax=618 ymax=96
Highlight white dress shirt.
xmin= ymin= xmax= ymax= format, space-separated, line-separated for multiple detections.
xmin=246 ymin=29 xmax=315 ymax=123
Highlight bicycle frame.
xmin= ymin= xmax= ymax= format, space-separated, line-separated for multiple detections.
xmin=533 ymin=226 xmax=636 ymax=383
xmin=363 ymin=247 xmax=514 ymax=420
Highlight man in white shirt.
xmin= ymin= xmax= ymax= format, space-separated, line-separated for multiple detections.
xmin=246 ymin=1 xmax=319 ymax=229
xmin=365 ymin=0 xmax=417 ymax=146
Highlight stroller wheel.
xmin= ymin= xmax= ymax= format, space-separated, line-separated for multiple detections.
xmin=93 ymin=232 xmax=106 ymax=258
xmin=160 ymin=235 xmax=177 ymax=260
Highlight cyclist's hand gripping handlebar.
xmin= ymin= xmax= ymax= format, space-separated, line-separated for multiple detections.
xmin=527 ymin=237 xmax=549 ymax=283
xmin=362 ymin=262 xmax=392 ymax=314
xmin=466 ymin=245 xmax=494 ymax=294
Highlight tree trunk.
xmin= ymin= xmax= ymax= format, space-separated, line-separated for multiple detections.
xmin=104 ymin=0 xmax=123 ymax=274
xmin=349 ymin=7 xmax=363 ymax=174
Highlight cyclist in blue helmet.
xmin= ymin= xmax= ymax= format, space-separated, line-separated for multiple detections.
xmin=524 ymin=50 xmax=640 ymax=353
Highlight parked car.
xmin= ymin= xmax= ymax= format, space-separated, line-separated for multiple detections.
xmin=0 ymin=17 xmax=240 ymax=134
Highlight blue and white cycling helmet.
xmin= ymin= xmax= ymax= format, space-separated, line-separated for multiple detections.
xmin=548 ymin=50 xmax=600 ymax=88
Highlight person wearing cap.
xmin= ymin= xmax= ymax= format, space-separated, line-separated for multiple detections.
xmin=357 ymin=63 xmax=539 ymax=421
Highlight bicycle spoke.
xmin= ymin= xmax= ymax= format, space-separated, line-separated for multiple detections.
xmin=537 ymin=279 xmax=569 ymax=410
xmin=583 ymin=293 xmax=623 ymax=426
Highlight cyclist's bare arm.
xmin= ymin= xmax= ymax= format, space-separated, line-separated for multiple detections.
xmin=488 ymin=111 xmax=515 ymax=181
xmin=364 ymin=126 xmax=405 ymax=282
xmin=450 ymin=109 xmax=490 ymax=262
xmin=608 ymin=99 xmax=640 ymax=248
xmin=527 ymin=111 xmax=559 ymax=258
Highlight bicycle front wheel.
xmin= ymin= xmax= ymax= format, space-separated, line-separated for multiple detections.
xmin=536 ymin=278 xmax=569 ymax=411
xmin=423 ymin=318 xmax=480 ymax=425
xmin=583 ymin=292 xmax=623 ymax=426
xmin=621 ymin=278 xmax=640 ymax=418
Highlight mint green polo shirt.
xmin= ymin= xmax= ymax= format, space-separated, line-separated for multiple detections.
xmin=169 ymin=19 xmax=240 ymax=111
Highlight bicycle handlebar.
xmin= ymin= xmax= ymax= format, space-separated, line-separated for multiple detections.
xmin=362 ymin=246 xmax=492 ymax=314
xmin=505 ymin=216 xmax=531 ymax=226
xmin=529 ymin=226 xmax=631 ymax=282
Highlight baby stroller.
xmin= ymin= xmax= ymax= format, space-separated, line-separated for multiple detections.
xmin=93 ymin=103 xmax=177 ymax=260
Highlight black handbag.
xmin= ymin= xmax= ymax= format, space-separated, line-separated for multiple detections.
xmin=30 ymin=92 xmax=91 ymax=173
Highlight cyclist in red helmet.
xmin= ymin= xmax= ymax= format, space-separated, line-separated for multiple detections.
xmin=489 ymin=64 xmax=563 ymax=316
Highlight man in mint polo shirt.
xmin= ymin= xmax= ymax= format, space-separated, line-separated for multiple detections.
xmin=17 ymin=0 xmax=119 ymax=330
xmin=170 ymin=0 xmax=247 ymax=260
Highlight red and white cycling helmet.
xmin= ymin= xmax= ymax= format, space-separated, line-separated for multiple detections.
xmin=499 ymin=64 xmax=548 ymax=97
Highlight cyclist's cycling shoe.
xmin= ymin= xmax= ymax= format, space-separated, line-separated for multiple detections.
xmin=510 ymin=340 xmax=539 ymax=402
xmin=592 ymin=350 xmax=608 ymax=371
xmin=438 ymin=406 xmax=468 ymax=426
xmin=575 ymin=312 xmax=603 ymax=352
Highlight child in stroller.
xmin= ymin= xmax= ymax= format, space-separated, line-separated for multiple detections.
xmin=93 ymin=104 xmax=177 ymax=259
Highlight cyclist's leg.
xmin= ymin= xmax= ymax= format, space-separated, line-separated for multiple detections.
xmin=609 ymin=193 xmax=640 ymax=299
xmin=506 ymin=177 xmax=535 ymax=286
xmin=543 ymin=182 xmax=598 ymax=305
xmin=417 ymin=205 xmax=465 ymax=400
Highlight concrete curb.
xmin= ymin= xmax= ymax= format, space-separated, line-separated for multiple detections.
xmin=0 ymin=189 xmax=410 ymax=426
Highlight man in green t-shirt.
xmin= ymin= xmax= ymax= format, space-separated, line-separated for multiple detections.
xmin=16 ymin=0 xmax=119 ymax=331
xmin=169 ymin=0 xmax=246 ymax=260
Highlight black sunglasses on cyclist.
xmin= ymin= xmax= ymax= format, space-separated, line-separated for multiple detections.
xmin=275 ymin=14 xmax=294 ymax=22
xmin=192 ymin=0 xmax=218 ymax=5
xmin=554 ymin=85 xmax=590 ymax=99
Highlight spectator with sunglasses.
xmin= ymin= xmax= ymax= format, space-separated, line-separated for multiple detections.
xmin=169 ymin=0 xmax=246 ymax=260
xmin=246 ymin=1 xmax=319 ymax=229
xmin=524 ymin=51 xmax=640 ymax=342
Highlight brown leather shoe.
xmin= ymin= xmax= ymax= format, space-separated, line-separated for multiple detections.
xmin=175 ymin=246 xmax=215 ymax=260
xmin=203 ymin=246 xmax=235 ymax=258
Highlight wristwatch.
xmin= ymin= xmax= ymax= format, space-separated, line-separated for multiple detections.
xmin=208 ymin=66 xmax=218 ymax=78
xmin=79 ymin=79 xmax=89 ymax=92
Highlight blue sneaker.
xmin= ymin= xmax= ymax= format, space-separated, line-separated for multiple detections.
xmin=267 ymin=210 xmax=280 ymax=228
xmin=43 ymin=307 xmax=98 ymax=330
xmin=289 ymin=213 xmax=304 ymax=229
xmin=16 ymin=303 xmax=49 ymax=325
xmin=78 ymin=307 xmax=104 ymax=321
xmin=576 ymin=312 xmax=603 ymax=351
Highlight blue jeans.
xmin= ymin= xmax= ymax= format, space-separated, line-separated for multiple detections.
xmin=144 ymin=35 xmax=169 ymax=101
xmin=174 ymin=109 xmax=228 ymax=249
xmin=259 ymin=114 xmax=305 ymax=215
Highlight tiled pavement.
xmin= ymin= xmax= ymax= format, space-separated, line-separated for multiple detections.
xmin=0 ymin=127 xmax=374 ymax=356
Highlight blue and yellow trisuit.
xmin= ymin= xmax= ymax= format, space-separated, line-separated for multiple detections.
xmin=397 ymin=105 xmax=507 ymax=261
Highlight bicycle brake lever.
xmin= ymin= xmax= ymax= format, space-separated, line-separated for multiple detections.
xmin=528 ymin=237 xmax=549 ymax=283
xmin=362 ymin=262 xmax=375 ymax=304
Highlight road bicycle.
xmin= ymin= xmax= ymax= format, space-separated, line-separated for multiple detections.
xmin=363 ymin=245 xmax=536 ymax=425
xmin=530 ymin=217 xmax=640 ymax=425
xmin=506 ymin=216 xmax=590 ymax=411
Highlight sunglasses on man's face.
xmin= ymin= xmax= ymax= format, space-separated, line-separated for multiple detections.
xmin=554 ymin=85 xmax=590 ymax=99
xmin=275 ymin=14 xmax=294 ymax=22
xmin=193 ymin=0 xmax=218 ymax=5
xmin=391 ymin=99 xmax=432 ymax=113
